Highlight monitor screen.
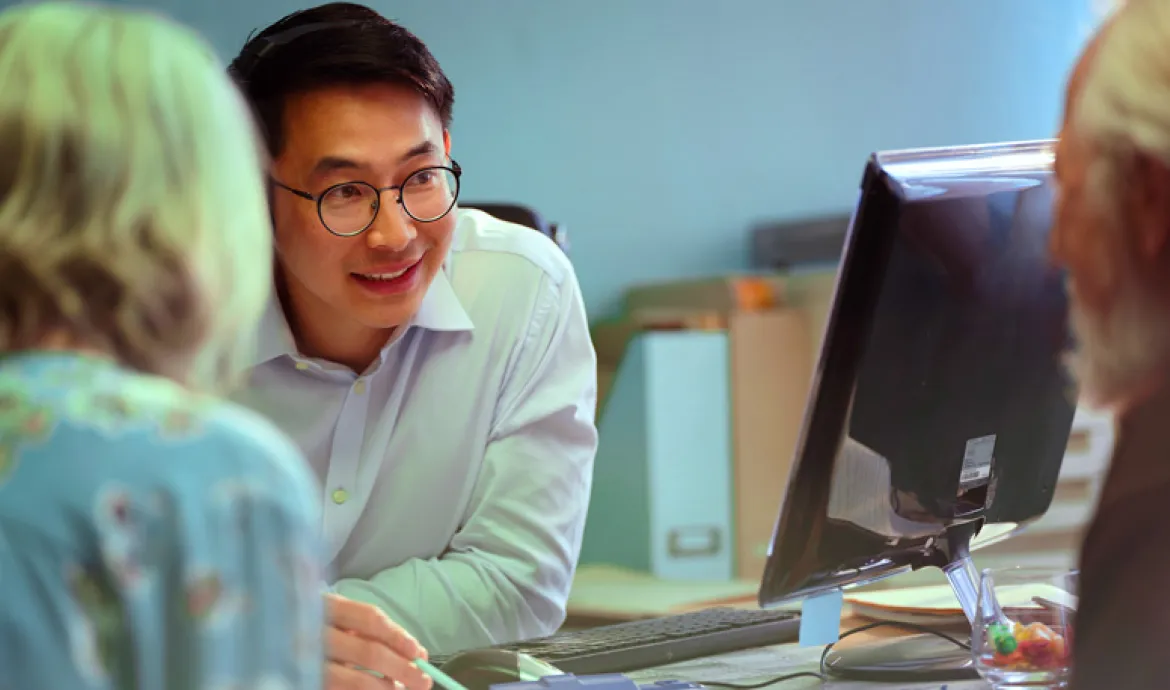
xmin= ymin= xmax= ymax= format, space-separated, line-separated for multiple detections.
xmin=759 ymin=140 xmax=1078 ymax=608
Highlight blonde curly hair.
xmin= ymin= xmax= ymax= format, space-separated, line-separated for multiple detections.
xmin=0 ymin=2 xmax=272 ymax=391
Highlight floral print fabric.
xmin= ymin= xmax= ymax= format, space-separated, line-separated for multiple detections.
xmin=0 ymin=352 xmax=325 ymax=689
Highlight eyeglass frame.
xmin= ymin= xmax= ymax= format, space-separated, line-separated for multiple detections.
xmin=270 ymin=160 xmax=463 ymax=237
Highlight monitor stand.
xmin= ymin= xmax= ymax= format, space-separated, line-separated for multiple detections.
xmin=821 ymin=553 xmax=982 ymax=683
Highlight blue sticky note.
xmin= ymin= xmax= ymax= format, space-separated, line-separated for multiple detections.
xmin=798 ymin=588 xmax=844 ymax=646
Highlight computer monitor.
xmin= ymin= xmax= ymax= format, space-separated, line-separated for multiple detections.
xmin=758 ymin=140 xmax=1078 ymax=682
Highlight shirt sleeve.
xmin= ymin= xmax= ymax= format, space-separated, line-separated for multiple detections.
xmin=334 ymin=268 xmax=598 ymax=654
xmin=209 ymin=416 xmax=329 ymax=687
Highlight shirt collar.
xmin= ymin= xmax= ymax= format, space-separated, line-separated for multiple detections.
xmin=252 ymin=263 xmax=474 ymax=368
xmin=412 ymin=265 xmax=476 ymax=333
xmin=254 ymin=295 xmax=296 ymax=365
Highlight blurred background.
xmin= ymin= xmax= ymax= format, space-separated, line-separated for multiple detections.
xmin=33 ymin=0 xmax=1115 ymax=616
xmin=77 ymin=0 xmax=1101 ymax=316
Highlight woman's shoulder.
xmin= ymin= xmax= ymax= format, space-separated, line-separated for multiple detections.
xmin=0 ymin=352 xmax=315 ymax=500
xmin=0 ymin=358 xmax=324 ymax=690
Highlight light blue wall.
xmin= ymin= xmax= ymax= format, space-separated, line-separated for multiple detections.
xmin=99 ymin=1 xmax=1097 ymax=315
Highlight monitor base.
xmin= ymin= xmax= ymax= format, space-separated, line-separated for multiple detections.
xmin=825 ymin=542 xmax=985 ymax=682
xmin=822 ymin=633 xmax=978 ymax=682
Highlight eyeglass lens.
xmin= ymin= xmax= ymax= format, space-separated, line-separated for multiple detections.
xmin=319 ymin=167 xmax=458 ymax=235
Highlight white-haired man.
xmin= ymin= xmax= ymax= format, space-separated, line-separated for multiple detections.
xmin=1052 ymin=1 xmax=1170 ymax=686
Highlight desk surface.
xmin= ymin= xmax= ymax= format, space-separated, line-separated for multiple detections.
xmin=564 ymin=562 xmax=1080 ymax=688
xmin=566 ymin=549 xmax=1075 ymax=625
xmin=626 ymin=616 xmax=989 ymax=689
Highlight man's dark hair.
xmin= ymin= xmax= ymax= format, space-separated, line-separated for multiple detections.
xmin=228 ymin=2 xmax=454 ymax=156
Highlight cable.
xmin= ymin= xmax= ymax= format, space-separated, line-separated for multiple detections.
xmin=702 ymin=671 xmax=824 ymax=688
xmin=701 ymin=620 xmax=971 ymax=689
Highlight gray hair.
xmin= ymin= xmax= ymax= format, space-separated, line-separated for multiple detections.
xmin=1076 ymin=0 xmax=1170 ymax=213
xmin=1066 ymin=0 xmax=1170 ymax=409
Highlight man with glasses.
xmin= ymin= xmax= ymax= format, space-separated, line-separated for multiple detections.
xmin=228 ymin=3 xmax=598 ymax=686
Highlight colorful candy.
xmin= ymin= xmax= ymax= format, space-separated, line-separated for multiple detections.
xmin=988 ymin=623 xmax=1018 ymax=655
xmin=980 ymin=620 xmax=1071 ymax=672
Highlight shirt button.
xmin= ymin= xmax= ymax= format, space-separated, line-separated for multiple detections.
xmin=353 ymin=379 xmax=367 ymax=395
xmin=294 ymin=361 xmax=310 ymax=371
xmin=331 ymin=488 xmax=349 ymax=505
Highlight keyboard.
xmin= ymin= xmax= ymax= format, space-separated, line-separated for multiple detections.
xmin=433 ymin=607 xmax=800 ymax=675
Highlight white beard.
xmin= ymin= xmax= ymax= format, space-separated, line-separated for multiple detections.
xmin=1065 ymin=270 xmax=1170 ymax=410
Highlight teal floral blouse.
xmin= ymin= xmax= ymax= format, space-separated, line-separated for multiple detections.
xmin=0 ymin=352 xmax=325 ymax=689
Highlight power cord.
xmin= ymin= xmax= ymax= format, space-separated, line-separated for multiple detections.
xmin=701 ymin=670 xmax=824 ymax=689
xmin=701 ymin=620 xmax=971 ymax=689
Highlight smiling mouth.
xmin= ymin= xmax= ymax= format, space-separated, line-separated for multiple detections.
xmin=349 ymin=258 xmax=424 ymax=294
xmin=353 ymin=258 xmax=422 ymax=281
xmin=355 ymin=266 xmax=412 ymax=281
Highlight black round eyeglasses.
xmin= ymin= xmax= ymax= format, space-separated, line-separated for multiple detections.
xmin=271 ymin=161 xmax=462 ymax=237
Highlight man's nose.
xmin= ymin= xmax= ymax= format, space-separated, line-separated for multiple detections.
xmin=366 ymin=200 xmax=416 ymax=251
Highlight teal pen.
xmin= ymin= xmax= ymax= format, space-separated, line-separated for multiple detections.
xmin=416 ymin=658 xmax=472 ymax=690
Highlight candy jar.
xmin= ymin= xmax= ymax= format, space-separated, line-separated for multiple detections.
xmin=971 ymin=567 xmax=1076 ymax=688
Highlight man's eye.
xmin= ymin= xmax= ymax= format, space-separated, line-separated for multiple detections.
xmin=322 ymin=183 xmax=373 ymax=207
xmin=406 ymin=171 xmax=436 ymax=188
xmin=334 ymin=184 xmax=364 ymax=199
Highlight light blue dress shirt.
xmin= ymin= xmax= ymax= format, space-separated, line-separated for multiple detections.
xmin=0 ymin=351 xmax=325 ymax=689
xmin=240 ymin=208 xmax=599 ymax=654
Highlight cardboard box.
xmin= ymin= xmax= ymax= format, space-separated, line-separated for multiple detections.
xmin=618 ymin=270 xmax=840 ymax=581
xmin=624 ymin=270 xmax=837 ymax=371
xmin=726 ymin=309 xmax=814 ymax=581
xmin=623 ymin=275 xmax=788 ymax=314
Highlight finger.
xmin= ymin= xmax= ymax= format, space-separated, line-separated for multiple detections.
xmin=326 ymin=594 xmax=427 ymax=660
xmin=326 ymin=661 xmax=391 ymax=690
xmin=327 ymin=627 xmax=432 ymax=690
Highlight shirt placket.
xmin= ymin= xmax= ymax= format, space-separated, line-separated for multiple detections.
xmin=322 ymin=374 xmax=372 ymax=564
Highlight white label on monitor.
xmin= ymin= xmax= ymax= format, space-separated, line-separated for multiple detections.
xmin=960 ymin=434 xmax=996 ymax=487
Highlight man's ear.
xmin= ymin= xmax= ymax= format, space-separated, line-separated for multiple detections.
xmin=1132 ymin=152 xmax=1170 ymax=267
xmin=443 ymin=129 xmax=451 ymax=158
